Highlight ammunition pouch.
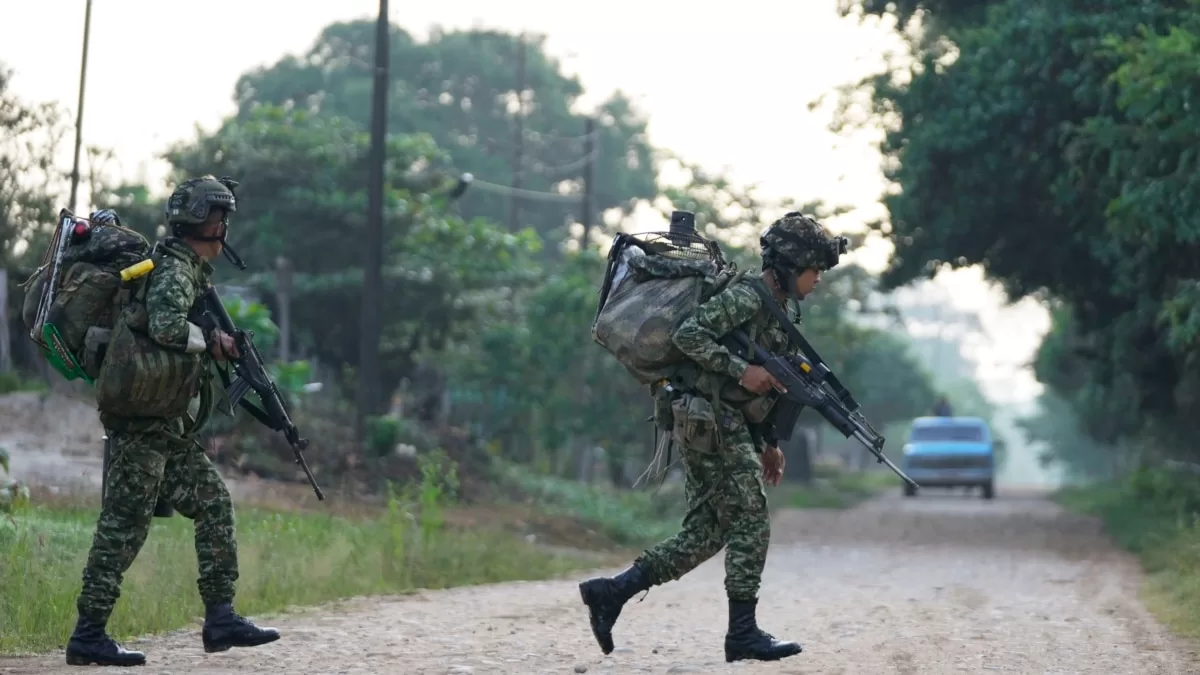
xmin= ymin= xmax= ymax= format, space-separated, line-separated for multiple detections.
xmin=94 ymin=308 xmax=205 ymax=420
xmin=81 ymin=326 xmax=112 ymax=380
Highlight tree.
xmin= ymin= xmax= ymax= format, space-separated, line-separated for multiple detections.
xmin=142 ymin=105 xmax=541 ymax=409
xmin=231 ymin=23 xmax=658 ymax=253
xmin=833 ymin=0 xmax=1200 ymax=464
xmin=0 ymin=62 xmax=72 ymax=374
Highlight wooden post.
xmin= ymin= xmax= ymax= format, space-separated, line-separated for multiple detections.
xmin=68 ymin=0 xmax=93 ymax=213
xmin=358 ymin=0 xmax=389 ymax=438
xmin=274 ymin=257 xmax=292 ymax=363
xmin=581 ymin=117 xmax=596 ymax=247
xmin=509 ymin=34 xmax=527 ymax=232
xmin=0 ymin=268 xmax=10 ymax=373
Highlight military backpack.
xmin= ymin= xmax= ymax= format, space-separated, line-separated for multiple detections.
xmin=20 ymin=209 xmax=153 ymax=382
xmin=591 ymin=210 xmax=745 ymax=387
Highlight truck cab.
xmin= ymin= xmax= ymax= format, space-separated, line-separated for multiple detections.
xmin=900 ymin=416 xmax=995 ymax=500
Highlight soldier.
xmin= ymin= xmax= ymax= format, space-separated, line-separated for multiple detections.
xmin=579 ymin=212 xmax=846 ymax=663
xmin=66 ymin=176 xmax=279 ymax=667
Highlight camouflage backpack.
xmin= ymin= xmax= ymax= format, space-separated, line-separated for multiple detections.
xmin=591 ymin=211 xmax=744 ymax=387
xmin=20 ymin=209 xmax=153 ymax=383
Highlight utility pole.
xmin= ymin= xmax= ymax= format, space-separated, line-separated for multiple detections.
xmin=358 ymin=0 xmax=389 ymax=438
xmin=509 ymin=34 xmax=526 ymax=232
xmin=580 ymin=117 xmax=595 ymax=247
xmin=275 ymin=256 xmax=293 ymax=363
xmin=68 ymin=0 xmax=93 ymax=214
xmin=0 ymin=269 xmax=10 ymax=373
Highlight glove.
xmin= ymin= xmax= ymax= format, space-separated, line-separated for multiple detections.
xmin=89 ymin=209 xmax=121 ymax=226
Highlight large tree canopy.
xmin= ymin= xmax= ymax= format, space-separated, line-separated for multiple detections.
xmin=837 ymin=0 xmax=1200 ymax=473
xmin=156 ymin=105 xmax=540 ymax=401
xmin=232 ymin=23 xmax=658 ymax=251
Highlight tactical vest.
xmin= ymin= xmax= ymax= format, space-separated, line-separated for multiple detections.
xmin=94 ymin=241 xmax=213 ymax=425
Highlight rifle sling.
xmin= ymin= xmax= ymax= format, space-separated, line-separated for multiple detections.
xmin=745 ymin=278 xmax=856 ymax=409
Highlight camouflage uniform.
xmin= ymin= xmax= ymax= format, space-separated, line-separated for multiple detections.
xmin=66 ymin=176 xmax=278 ymax=668
xmin=579 ymin=212 xmax=845 ymax=664
xmin=78 ymin=237 xmax=237 ymax=623
xmin=634 ymin=273 xmax=792 ymax=600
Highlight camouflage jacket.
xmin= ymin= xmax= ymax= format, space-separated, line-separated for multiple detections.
xmin=145 ymin=237 xmax=213 ymax=355
xmin=673 ymin=272 xmax=795 ymax=380
xmin=670 ymin=273 xmax=798 ymax=438
xmin=98 ymin=237 xmax=215 ymax=430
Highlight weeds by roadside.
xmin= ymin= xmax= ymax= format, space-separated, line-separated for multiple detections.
xmin=774 ymin=465 xmax=902 ymax=510
xmin=0 ymin=371 xmax=45 ymax=396
xmin=0 ymin=451 xmax=594 ymax=655
xmin=500 ymin=461 xmax=897 ymax=548
xmin=1057 ymin=467 xmax=1200 ymax=641
xmin=498 ymin=461 xmax=684 ymax=546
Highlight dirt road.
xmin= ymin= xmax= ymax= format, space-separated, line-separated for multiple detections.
xmin=5 ymin=488 xmax=1196 ymax=674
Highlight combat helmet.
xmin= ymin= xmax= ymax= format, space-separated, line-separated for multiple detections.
xmin=760 ymin=212 xmax=848 ymax=293
xmin=163 ymin=175 xmax=246 ymax=269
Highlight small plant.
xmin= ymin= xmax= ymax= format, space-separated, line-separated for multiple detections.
xmin=416 ymin=450 xmax=459 ymax=542
xmin=223 ymin=297 xmax=280 ymax=356
xmin=0 ymin=372 xmax=46 ymax=395
xmin=0 ymin=447 xmax=30 ymax=516
xmin=268 ymin=360 xmax=314 ymax=407
xmin=377 ymin=451 xmax=462 ymax=586
xmin=365 ymin=416 xmax=402 ymax=458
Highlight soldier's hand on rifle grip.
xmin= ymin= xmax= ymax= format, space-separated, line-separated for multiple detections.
xmin=739 ymin=365 xmax=787 ymax=395
xmin=761 ymin=445 xmax=785 ymax=486
xmin=208 ymin=331 xmax=240 ymax=361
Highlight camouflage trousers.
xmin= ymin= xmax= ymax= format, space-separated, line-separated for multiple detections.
xmin=636 ymin=408 xmax=770 ymax=601
xmin=76 ymin=416 xmax=238 ymax=622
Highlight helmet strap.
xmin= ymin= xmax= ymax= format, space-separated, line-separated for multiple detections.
xmin=174 ymin=218 xmax=247 ymax=270
xmin=768 ymin=266 xmax=802 ymax=309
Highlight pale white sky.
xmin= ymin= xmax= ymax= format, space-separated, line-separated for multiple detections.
xmin=1 ymin=0 xmax=1051 ymax=404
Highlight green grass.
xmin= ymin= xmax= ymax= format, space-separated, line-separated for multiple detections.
xmin=1056 ymin=468 xmax=1200 ymax=641
xmin=500 ymin=461 xmax=898 ymax=548
xmin=0 ymin=456 xmax=595 ymax=655
xmin=0 ymin=371 xmax=46 ymax=395
xmin=776 ymin=467 xmax=902 ymax=510
xmin=499 ymin=462 xmax=684 ymax=546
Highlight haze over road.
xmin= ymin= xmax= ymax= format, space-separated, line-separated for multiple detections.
xmin=3 ymin=486 xmax=1195 ymax=674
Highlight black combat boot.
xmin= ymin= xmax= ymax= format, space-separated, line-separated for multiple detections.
xmin=201 ymin=603 xmax=280 ymax=653
xmin=723 ymin=598 xmax=803 ymax=663
xmin=578 ymin=563 xmax=653 ymax=654
xmin=65 ymin=614 xmax=147 ymax=667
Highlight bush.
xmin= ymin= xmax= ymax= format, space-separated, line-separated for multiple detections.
xmin=0 ymin=447 xmax=30 ymax=515
xmin=0 ymin=371 xmax=46 ymax=395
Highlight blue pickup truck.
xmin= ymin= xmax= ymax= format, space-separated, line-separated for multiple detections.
xmin=900 ymin=416 xmax=996 ymax=500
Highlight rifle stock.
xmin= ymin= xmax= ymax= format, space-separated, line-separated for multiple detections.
xmin=721 ymin=330 xmax=919 ymax=489
xmin=198 ymin=286 xmax=325 ymax=501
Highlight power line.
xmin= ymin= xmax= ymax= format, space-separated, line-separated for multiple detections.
xmin=524 ymin=146 xmax=599 ymax=180
xmin=524 ymin=127 xmax=599 ymax=144
xmin=466 ymin=175 xmax=583 ymax=203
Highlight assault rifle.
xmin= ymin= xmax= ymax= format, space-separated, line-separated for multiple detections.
xmin=195 ymin=286 xmax=325 ymax=500
xmin=720 ymin=328 xmax=919 ymax=490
